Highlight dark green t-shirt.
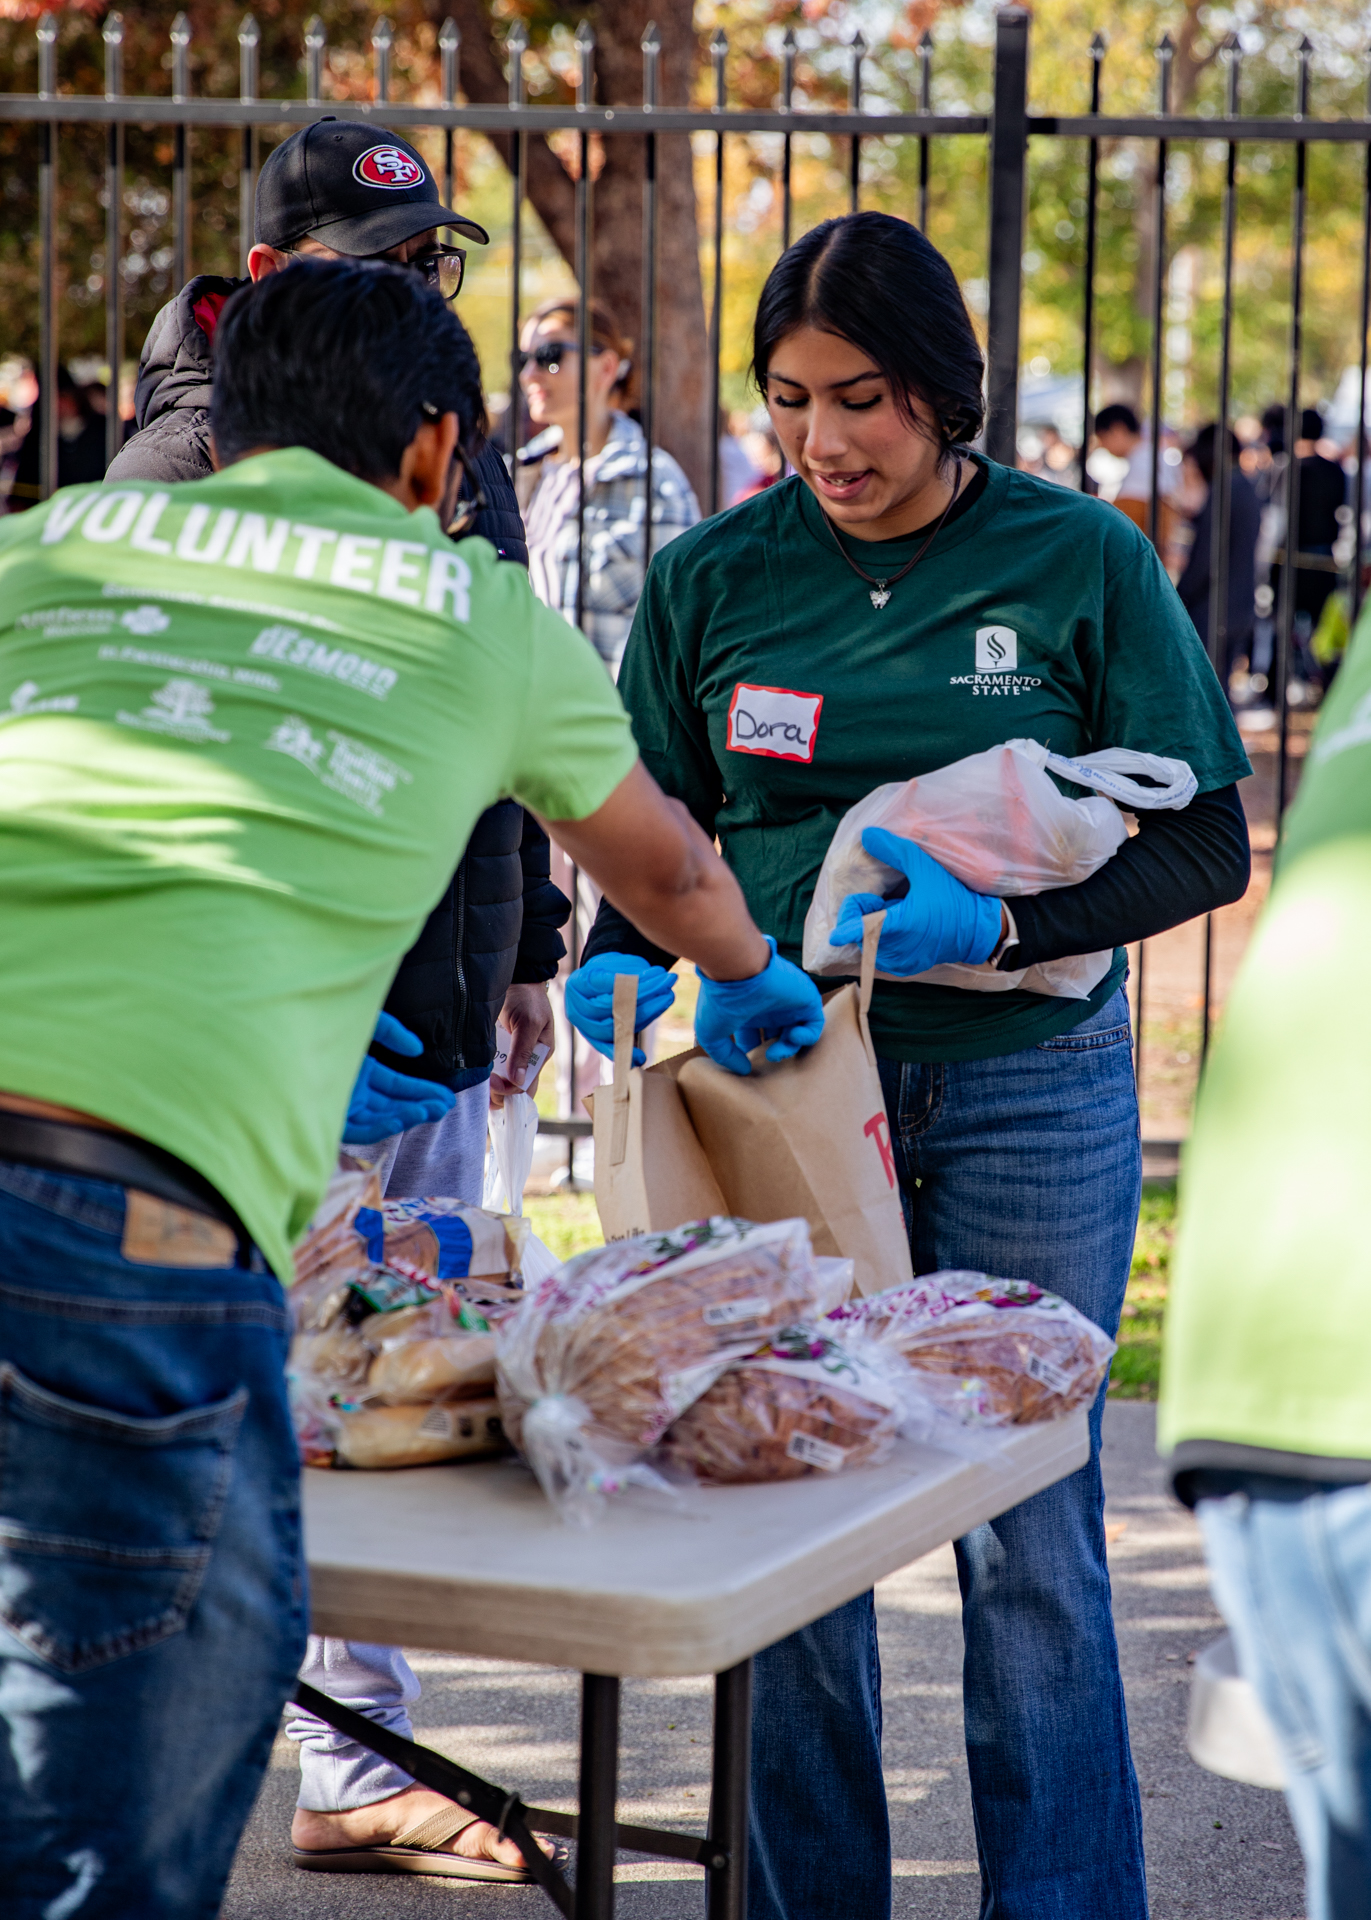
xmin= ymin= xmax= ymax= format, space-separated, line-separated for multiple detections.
xmin=617 ymin=455 xmax=1251 ymax=1062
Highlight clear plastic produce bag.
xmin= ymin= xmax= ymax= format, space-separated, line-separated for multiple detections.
xmin=830 ymin=1272 xmax=1116 ymax=1432
xmin=484 ymin=1090 xmax=559 ymax=1286
xmin=803 ymin=738 xmax=1196 ymax=999
xmin=495 ymin=1216 xmax=853 ymax=1524
xmin=660 ymin=1322 xmax=904 ymax=1484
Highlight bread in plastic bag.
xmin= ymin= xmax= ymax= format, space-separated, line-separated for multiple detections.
xmin=495 ymin=1216 xmax=853 ymax=1523
xmin=803 ymin=738 xmax=1195 ymax=999
xmin=366 ymin=1332 xmax=498 ymax=1405
xmin=332 ymin=1397 xmax=508 ymax=1470
xmin=661 ymin=1323 xmax=902 ymax=1484
xmin=830 ymin=1272 xmax=1115 ymax=1426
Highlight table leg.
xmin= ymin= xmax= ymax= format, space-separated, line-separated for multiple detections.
xmin=705 ymin=1657 xmax=753 ymax=1920
xmin=575 ymin=1672 xmax=620 ymax=1919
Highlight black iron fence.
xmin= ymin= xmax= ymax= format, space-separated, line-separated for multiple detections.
xmin=3 ymin=6 xmax=1368 ymax=1138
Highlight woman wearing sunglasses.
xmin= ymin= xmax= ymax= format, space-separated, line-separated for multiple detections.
xmin=567 ymin=212 xmax=1253 ymax=1919
xmin=516 ymin=297 xmax=700 ymax=676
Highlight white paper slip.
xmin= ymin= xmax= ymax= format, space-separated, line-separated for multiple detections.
xmin=493 ymin=1023 xmax=552 ymax=1089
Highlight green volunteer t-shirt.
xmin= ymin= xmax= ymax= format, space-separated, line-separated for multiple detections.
xmin=618 ymin=456 xmax=1250 ymax=1062
xmin=1159 ymin=603 xmax=1371 ymax=1464
xmin=0 ymin=450 xmax=637 ymax=1281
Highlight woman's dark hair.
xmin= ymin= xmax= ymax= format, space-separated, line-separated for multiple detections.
xmin=1188 ymin=423 xmax=1242 ymax=485
xmin=211 ymin=257 xmax=488 ymax=481
xmin=751 ymin=212 xmax=984 ymax=455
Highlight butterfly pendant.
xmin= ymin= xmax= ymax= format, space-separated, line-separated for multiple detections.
xmin=869 ymin=586 xmax=891 ymax=611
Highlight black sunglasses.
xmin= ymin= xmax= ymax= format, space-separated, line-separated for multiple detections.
xmin=517 ymin=339 xmax=581 ymax=375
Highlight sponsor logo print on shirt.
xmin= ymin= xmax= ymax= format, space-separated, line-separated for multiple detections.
xmin=353 ymin=145 xmax=426 ymax=190
xmin=1 ymin=680 xmax=79 ymax=721
xmin=726 ymin=683 xmax=823 ymax=763
xmin=120 ymin=604 xmax=171 ymax=635
xmin=249 ymin=624 xmax=398 ymax=700
xmin=117 ymin=677 xmax=231 ymax=743
xmin=975 ymin=625 xmax=1017 ymax=673
xmin=264 ymin=717 xmax=412 ymax=817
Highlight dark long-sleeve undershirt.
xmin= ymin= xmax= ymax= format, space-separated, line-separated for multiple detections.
xmin=580 ymin=784 xmax=1251 ymax=979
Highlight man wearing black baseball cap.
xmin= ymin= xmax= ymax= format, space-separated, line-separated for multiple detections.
xmin=108 ymin=134 xmax=568 ymax=1884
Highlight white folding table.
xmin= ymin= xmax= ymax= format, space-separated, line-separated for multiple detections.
xmin=299 ymin=1412 xmax=1089 ymax=1918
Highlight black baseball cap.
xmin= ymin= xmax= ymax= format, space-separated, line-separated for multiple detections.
xmin=255 ymin=119 xmax=489 ymax=255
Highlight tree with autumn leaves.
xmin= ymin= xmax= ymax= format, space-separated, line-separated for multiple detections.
xmin=0 ymin=0 xmax=1367 ymax=494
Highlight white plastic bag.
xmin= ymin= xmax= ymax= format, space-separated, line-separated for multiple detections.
xmin=484 ymin=1091 xmax=560 ymax=1285
xmin=803 ymin=738 xmax=1195 ymax=1000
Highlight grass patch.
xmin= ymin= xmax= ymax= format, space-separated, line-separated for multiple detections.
xmin=1108 ymin=1179 xmax=1176 ymax=1401
xmin=523 ymin=1191 xmax=603 ymax=1264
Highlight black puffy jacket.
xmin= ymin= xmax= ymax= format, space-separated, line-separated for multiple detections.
xmin=109 ymin=273 xmax=569 ymax=1090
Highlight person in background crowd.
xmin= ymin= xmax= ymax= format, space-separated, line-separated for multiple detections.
xmin=0 ymin=256 xmax=823 ymax=1919
xmin=1280 ymin=407 xmax=1347 ymax=651
xmin=515 ymin=296 xmax=700 ymax=678
xmin=1176 ymin=423 xmax=1261 ymax=701
xmin=106 ymin=120 xmax=571 ymax=1883
xmin=9 ymin=366 xmax=110 ymax=507
xmin=566 ymin=210 xmax=1251 ymax=1920
xmin=1094 ymin=399 xmax=1179 ymax=549
xmin=1160 ymin=594 xmax=1371 ymax=1920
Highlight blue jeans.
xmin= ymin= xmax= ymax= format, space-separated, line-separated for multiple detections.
xmin=1200 ymin=1481 xmax=1371 ymax=1920
xmin=0 ymin=1162 xmax=306 ymax=1919
xmin=748 ymin=989 xmax=1146 ymax=1920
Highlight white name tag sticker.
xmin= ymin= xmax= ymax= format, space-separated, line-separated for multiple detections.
xmin=726 ymin=683 xmax=823 ymax=763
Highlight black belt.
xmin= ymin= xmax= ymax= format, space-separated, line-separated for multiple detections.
xmin=0 ymin=1110 xmax=248 ymax=1245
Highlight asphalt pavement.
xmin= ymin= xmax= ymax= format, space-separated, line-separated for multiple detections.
xmin=223 ymin=1402 xmax=1305 ymax=1919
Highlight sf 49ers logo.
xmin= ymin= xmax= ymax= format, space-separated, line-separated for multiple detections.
xmin=353 ymin=144 xmax=425 ymax=190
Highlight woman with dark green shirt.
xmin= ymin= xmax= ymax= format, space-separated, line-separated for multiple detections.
xmin=566 ymin=213 xmax=1251 ymax=1920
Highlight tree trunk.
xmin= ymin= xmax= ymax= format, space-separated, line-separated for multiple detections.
xmin=423 ymin=0 xmax=709 ymax=503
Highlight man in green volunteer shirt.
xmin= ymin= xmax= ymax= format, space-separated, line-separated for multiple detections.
xmin=1160 ymin=610 xmax=1371 ymax=1920
xmin=0 ymin=259 xmax=823 ymax=1919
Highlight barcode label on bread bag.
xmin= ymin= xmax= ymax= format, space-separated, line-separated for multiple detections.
xmin=419 ymin=1406 xmax=455 ymax=1438
xmin=703 ymin=1296 xmax=770 ymax=1327
xmin=1025 ymin=1352 xmax=1073 ymax=1396
xmin=786 ymin=1431 xmax=849 ymax=1473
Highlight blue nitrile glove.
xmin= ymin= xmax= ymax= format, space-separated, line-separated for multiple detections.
xmin=564 ymin=953 xmax=678 ymax=1067
xmin=694 ymin=937 xmax=826 ymax=1076
xmin=343 ymin=1011 xmax=457 ymax=1143
xmin=831 ymin=827 xmax=1003 ymax=976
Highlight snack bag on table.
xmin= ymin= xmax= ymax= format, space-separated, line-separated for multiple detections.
xmin=495 ymin=1215 xmax=853 ymax=1524
xmin=830 ymin=1272 xmax=1116 ymax=1449
xmin=660 ymin=1322 xmax=903 ymax=1484
xmin=289 ymin=1165 xmax=527 ymax=1469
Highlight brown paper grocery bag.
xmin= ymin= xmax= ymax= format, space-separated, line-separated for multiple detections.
xmin=589 ymin=973 xmax=725 ymax=1241
xmin=675 ymin=916 xmax=912 ymax=1297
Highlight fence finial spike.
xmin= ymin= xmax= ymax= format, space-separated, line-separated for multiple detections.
xmin=506 ymin=19 xmax=528 ymax=55
xmin=170 ymin=11 xmax=190 ymax=43
xmin=918 ymin=27 xmax=933 ymax=52
xmin=238 ymin=13 xmax=259 ymax=46
xmin=1090 ymin=30 xmax=1106 ymax=56
xmin=574 ymin=18 xmax=596 ymax=48
xmin=1156 ymin=30 xmax=1175 ymax=54
xmin=850 ymin=28 xmax=868 ymax=54
xmin=1297 ymin=32 xmax=1313 ymax=53
xmin=103 ymin=10 xmax=124 ymax=43
xmin=782 ymin=24 xmax=798 ymax=54
xmin=372 ymin=17 xmax=393 ymax=48
xmin=439 ymin=17 xmax=459 ymax=51
xmin=304 ymin=14 xmax=325 ymax=45
xmin=710 ymin=25 xmax=729 ymax=56
xmin=642 ymin=19 xmax=660 ymax=54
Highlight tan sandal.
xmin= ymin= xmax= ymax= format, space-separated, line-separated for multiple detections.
xmin=293 ymin=1805 xmax=542 ymax=1881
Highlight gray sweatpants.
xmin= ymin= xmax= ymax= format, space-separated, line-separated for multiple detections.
xmin=287 ymin=1082 xmax=490 ymax=1810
